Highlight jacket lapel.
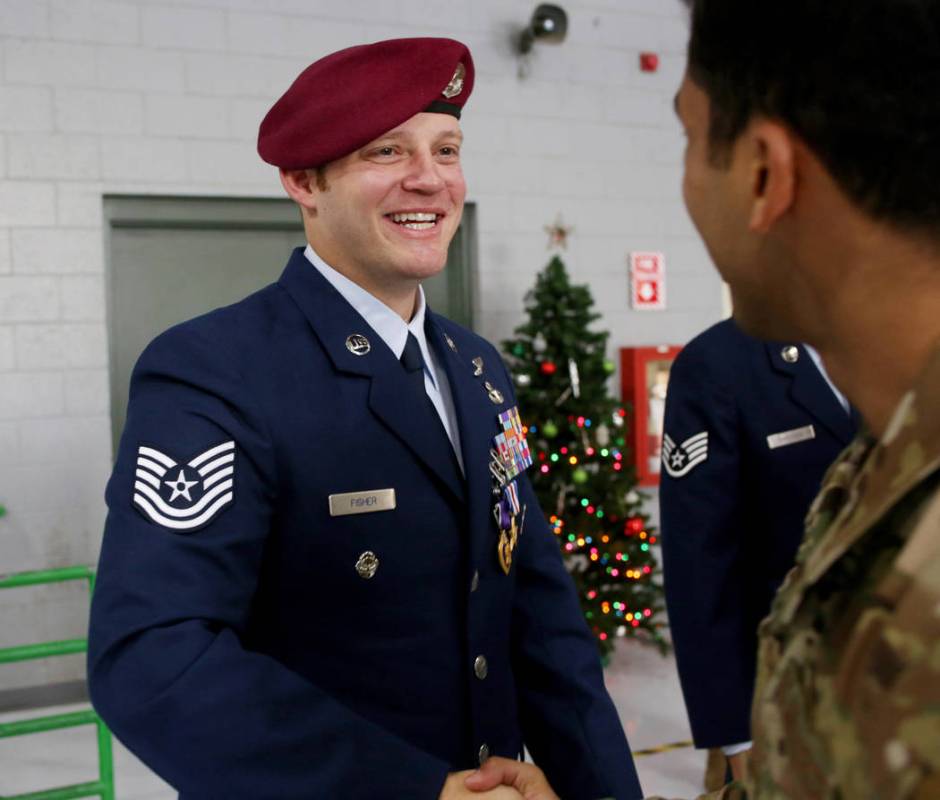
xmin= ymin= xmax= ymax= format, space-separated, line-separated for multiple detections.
xmin=765 ymin=342 xmax=856 ymax=445
xmin=426 ymin=312 xmax=504 ymax=568
xmin=278 ymin=249 xmax=464 ymax=504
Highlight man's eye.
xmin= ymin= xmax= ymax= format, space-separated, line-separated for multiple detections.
xmin=375 ymin=146 xmax=396 ymax=157
xmin=439 ymin=146 xmax=459 ymax=157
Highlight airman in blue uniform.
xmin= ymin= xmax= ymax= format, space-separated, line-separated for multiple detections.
xmin=88 ymin=38 xmax=641 ymax=800
xmin=658 ymin=319 xmax=857 ymax=775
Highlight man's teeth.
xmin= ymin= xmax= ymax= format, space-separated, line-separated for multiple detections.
xmin=390 ymin=212 xmax=439 ymax=230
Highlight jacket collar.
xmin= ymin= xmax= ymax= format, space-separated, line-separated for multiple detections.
xmin=765 ymin=341 xmax=857 ymax=445
xmin=278 ymin=248 xmax=464 ymax=503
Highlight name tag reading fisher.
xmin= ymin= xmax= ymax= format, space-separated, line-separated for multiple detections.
xmin=328 ymin=488 xmax=396 ymax=517
xmin=767 ymin=424 xmax=816 ymax=450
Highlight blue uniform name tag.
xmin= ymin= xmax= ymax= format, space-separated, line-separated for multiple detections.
xmin=329 ymin=489 xmax=397 ymax=516
xmin=766 ymin=424 xmax=816 ymax=450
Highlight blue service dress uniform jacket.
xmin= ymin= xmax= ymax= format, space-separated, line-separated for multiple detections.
xmin=658 ymin=319 xmax=857 ymax=749
xmin=88 ymin=247 xmax=642 ymax=800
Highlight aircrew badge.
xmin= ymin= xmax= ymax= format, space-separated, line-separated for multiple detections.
xmin=132 ymin=440 xmax=235 ymax=531
xmin=662 ymin=431 xmax=708 ymax=478
xmin=490 ymin=406 xmax=533 ymax=574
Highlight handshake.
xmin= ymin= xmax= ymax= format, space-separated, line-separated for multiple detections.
xmin=439 ymin=758 xmax=559 ymax=799
xmin=439 ymin=758 xmax=614 ymax=800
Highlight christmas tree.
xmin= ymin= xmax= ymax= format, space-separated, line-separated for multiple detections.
xmin=503 ymin=252 xmax=667 ymax=657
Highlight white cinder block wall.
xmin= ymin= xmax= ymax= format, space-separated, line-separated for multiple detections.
xmin=0 ymin=0 xmax=720 ymax=691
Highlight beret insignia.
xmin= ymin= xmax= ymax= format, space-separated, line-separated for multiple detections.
xmin=442 ymin=62 xmax=466 ymax=99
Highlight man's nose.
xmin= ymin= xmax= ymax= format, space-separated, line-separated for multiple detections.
xmin=401 ymin=151 xmax=446 ymax=193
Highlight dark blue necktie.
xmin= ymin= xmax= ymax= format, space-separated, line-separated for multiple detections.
xmin=401 ymin=332 xmax=427 ymax=375
xmin=400 ymin=332 xmax=464 ymax=483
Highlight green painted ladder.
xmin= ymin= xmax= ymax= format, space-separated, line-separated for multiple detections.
xmin=0 ymin=566 xmax=114 ymax=800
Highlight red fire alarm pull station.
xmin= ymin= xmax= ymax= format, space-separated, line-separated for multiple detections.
xmin=640 ymin=52 xmax=659 ymax=72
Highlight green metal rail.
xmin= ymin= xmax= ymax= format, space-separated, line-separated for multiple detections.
xmin=0 ymin=565 xmax=114 ymax=800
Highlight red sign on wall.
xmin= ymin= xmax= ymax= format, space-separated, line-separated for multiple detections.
xmin=629 ymin=251 xmax=666 ymax=311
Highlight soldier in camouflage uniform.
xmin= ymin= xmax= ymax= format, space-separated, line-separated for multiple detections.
xmin=661 ymin=0 xmax=940 ymax=797
xmin=741 ymin=350 xmax=940 ymax=798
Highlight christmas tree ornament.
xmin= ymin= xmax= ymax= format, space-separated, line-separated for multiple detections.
xmin=568 ymin=359 xmax=581 ymax=398
xmin=514 ymin=373 xmax=532 ymax=387
xmin=572 ymin=468 xmax=589 ymax=484
xmin=625 ymin=490 xmax=640 ymax=504
xmin=603 ymin=359 xmax=616 ymax=374
xmin=612 ymin=410 xmax=624 ymax=427
xmin=513 ymin=342 xmax=526 ymax=357
xmin=540 ymin=361 xmax=557 ymax=375
xmin=543 ymin=215 xmax=574 ymax=250
xmin=596 ymin=424 xmax=610 ymax=446
xmin=533 ymin=332 xmax=547 ymax=353
xmin=543 ymin=420 xmax=559 ymax=438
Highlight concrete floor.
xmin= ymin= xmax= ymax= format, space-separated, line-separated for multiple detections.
xmin=0 ymin=638 xmax=704 ymax=799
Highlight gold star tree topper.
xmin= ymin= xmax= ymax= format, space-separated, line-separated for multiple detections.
xmin=544 ymin=216 xmax=574 ymax=250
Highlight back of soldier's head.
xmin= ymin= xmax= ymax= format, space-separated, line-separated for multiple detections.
xmin=682 ymin=0 xmax=940 ymax=242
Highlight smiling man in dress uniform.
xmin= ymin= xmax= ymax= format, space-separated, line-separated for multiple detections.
xmin=88 ymin=38 xmax=641 ymax=800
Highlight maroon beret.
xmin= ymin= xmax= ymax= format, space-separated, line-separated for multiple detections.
xmin=258 ymin=37 xmax=474 ymax=169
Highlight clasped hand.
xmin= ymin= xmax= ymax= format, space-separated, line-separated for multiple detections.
xmin=439 ymin=757 xmax=560 ymax=800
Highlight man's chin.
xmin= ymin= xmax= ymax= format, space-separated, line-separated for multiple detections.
xmin=398 ymin=248 xmax=449 ymax=280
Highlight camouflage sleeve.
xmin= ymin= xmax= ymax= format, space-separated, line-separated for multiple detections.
xmin=843 ymin=486 xmax=940 ymax=797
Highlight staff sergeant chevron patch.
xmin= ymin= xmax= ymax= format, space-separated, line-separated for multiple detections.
xmin=662 ymin=431 xmax=709 ymax=478
xmin=132 ymin=441 xmax=235 ymax=531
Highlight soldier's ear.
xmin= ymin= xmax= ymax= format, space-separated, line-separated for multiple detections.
xmin=745 ymin=120 xmax=796 ymax=234
xmin=279 ymin=168 xmax=320 ymax=212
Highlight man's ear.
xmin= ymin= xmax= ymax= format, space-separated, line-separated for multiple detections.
xmin=279 ymin=168 xmax=319 ymax=212
xmin=746 ymin=120 xmax=796 ymax=234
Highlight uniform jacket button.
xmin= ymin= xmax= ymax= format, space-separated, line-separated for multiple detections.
xmin=474 ymin=654 xmax=488 ymax=680
xmin=478 ymin=743 xmax=490 ymax=764
xmin=470 ymin=569 xmax=480 ymax=593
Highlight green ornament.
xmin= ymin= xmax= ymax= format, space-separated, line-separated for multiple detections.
xmin=543 ymin=420 xmax=559 ymax=438
xmin=0 ymin=504 xmax=6 ymax=518
xmin=603 ymin=359 xmax=615 ymax=374
xmin=572 ymin=468 xmax=589 ymax=484
xmin=512 ymin=342 xmax=525 ymax=357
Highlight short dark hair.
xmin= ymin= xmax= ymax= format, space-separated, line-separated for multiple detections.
xmin=683 ymin=0 xmax=940 ymax=238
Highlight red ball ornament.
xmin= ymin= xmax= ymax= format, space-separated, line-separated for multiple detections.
xmin=540 ymin=361 xmax=557 ymax=375
xmin=625 ymin=517 xmax=644 ymax=534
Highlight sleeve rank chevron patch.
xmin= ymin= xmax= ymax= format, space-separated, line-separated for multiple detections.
xmin=662 ymin=431 xmax=709 ymax=478
xmin=132 ymin=440 xmax=235 ymax=531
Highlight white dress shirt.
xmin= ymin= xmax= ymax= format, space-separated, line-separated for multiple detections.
xmin=304 ymin=245 xmax=464 ymax=472
xmin=805 ymin=345 xmax=850 ymax=414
